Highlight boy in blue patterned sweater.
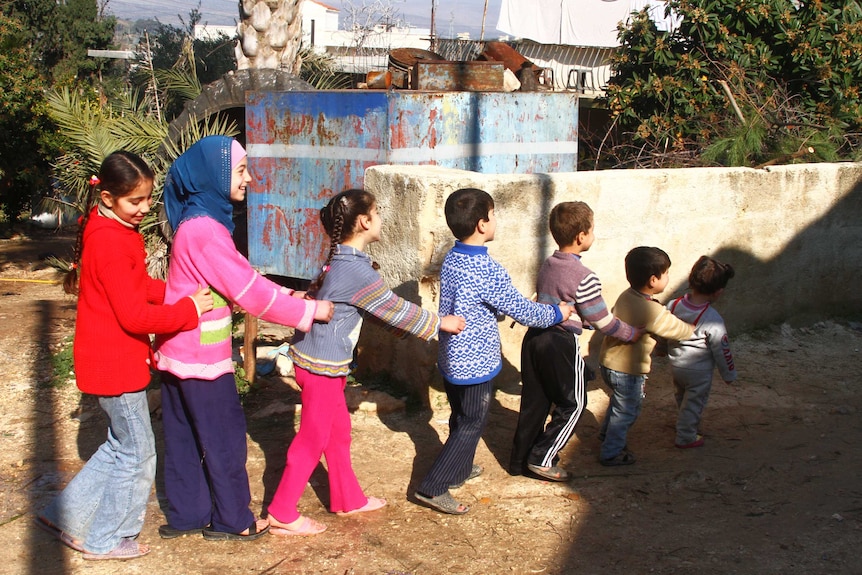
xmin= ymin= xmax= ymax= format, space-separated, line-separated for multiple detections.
xmin=415 ymin=188 xmax=573 ymax=515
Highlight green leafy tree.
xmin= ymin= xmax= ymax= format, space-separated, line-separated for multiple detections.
xmin=602 ymin=0 xmax=862 ymax=168
xmin=0 ymin=13 xmax=55 ymax=222
xmin=0 ymin=0 xmax=114 ymax=221
xmin=4 ymin=0 xmax=115 ymax=85
xmin=134 ymin=9 xmax=236 ymax=121
xmin=45 ymin=85 xmax=239 ymax=276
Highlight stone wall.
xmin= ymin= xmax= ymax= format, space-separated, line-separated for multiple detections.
xmin=354 ymin=162 xmax=862 ymax=397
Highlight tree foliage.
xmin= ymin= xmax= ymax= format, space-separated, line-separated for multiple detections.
xmin=601 ymin=0 xmax=862 ymax=168
xmin=5 ymin=0 xmax=115 ymax=85
xmin=0 ymin=13 xmax=55 ymax=221
xmin=0 ymin=0 xmax=115 ymax=221
xmin=46 ymin=86 xmax=239 ymax=276
xmin=133 ymin=10 xmax=236 ymax=121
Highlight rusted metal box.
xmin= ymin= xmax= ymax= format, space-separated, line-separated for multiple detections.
xmin=413 ymin=61 xmax=505 ymax=91
xmin=245 ymin=90 xmax=579 ymax=279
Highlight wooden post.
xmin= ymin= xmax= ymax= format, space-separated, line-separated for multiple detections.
xmin=430 ymin=0 xmax=436 ymax=52
xmin=481 ymin=0 xmax=489 ymax=41
xmin=244 ymin=312 xmax=258 ymax=383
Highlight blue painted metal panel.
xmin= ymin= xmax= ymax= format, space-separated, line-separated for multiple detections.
xmin=246 ymin=91 xmax=390 ymax=279
xmin=246 ymin=90 xmax=579 ymax=278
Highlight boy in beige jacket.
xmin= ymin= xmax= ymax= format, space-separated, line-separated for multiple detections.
xmin=598 ymin=246 xmax=694 ymax=466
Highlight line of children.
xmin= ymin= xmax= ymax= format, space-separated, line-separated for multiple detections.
xmin=36 ymin=151 xmax=214 ymax=560
xmin=41 ymin=138 xmax=738 ymax=556
xmin=510 ymin=201 xmax=642 ymax=481
xmin=414 ymin=188 xmax=575 ymax=515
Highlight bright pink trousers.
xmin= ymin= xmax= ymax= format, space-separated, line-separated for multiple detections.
xmin=267 ymin=366 xmax=368 ymax=523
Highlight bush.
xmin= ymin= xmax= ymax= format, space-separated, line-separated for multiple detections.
xmin=601 ymin=0 xmax=862 ymax=168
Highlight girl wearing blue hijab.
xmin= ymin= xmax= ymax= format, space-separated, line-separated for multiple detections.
xmin=155 ymin=136 xmax=333 ymax=541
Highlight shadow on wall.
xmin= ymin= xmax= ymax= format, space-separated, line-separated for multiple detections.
xmin=570 ymin=172 xmax=862 ymax=572
xmin=586 ymin=172 xmax=862 ymax=364
xmin=358 ymin=172 xmax=561 ymax=401
xmin=712 ymin=173 xmax=862 ymax=330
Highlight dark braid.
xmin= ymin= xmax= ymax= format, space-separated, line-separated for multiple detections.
xmin=307 ymin=189 xmax=377 ymax=297
xmin=63 ymin=178 xmax=99 ymax=295
xmin=308 ymin=204 xmax=344 ymax=296
xmin=63 ymin=151 xmax=155 ymax=296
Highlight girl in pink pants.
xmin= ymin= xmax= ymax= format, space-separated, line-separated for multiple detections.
xmin=266 ymin=189 xmax=465 ymax=536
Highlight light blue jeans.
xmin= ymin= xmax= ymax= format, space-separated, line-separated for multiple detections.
xmin=40 ymin=390 xmax=156 ymax=554
xmin=599 ymin=366 xmax=645 ymax=461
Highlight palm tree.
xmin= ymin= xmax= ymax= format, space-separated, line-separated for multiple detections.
xmin=45 ymin=85 xmax=238 ymax=277
xmin=44 ymin=0 xmax=356 ymax=276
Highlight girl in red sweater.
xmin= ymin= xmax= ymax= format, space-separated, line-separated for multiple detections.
xmin=36 ymin=151 xmax=213 ymax=560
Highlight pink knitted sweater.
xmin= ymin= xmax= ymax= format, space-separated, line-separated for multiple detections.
xmin=155 ymin=216 xmax=317 ymax=380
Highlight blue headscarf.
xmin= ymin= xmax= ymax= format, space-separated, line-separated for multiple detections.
xmin=163 ymin=135 xmax=237 ymax=234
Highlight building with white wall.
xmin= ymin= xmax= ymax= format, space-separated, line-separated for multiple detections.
xmin=194 ymin=1 xmax=430 ymax=74
xmin=194 ymin=23 xmax=238 ymax=41
xmin=301 ymin=0 xmax=340 ymax=50
xmin=302 ymin=0 xmax=430 ymax=73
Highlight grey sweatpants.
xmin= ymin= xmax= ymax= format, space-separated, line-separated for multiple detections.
xmin=671 ymin=367 xmax=714 ymax=445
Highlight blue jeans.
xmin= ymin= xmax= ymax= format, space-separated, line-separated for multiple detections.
xmin=599 ymin=367 xmax=645 ymax=461
xmin=40 ymin=390 xmax=156 ymax=554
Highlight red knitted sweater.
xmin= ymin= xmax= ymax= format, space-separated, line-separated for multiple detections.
xmin=73 ymin=209 xmax=199 ymax=396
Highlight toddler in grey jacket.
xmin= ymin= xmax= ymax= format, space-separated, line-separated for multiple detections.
xmin=667 ymin=256 xmax=737 ymax=448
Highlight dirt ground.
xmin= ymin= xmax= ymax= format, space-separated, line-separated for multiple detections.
xmin=0 ymin=229 xmax=860 ymax=575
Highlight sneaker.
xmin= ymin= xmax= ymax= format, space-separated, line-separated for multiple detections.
xmin=675 ymin=434 xmax=705 ymax=449
xmin=599 ymin=450 xmax=636 ymax=466
xmin=526 ymin=463 xmax=570 ymax=482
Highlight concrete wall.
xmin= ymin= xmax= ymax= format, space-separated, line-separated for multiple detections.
xmin=354 ymin=162 xmax=862 ymax=396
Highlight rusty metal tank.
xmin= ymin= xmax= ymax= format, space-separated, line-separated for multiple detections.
xmin=388 ymin=48 xmax=446 ymax=88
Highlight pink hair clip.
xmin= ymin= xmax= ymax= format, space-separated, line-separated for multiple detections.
xmin=89 ymin=175 xmax=100 ymax=186
xmin=322 ymin=265 xmax=331 ymax=273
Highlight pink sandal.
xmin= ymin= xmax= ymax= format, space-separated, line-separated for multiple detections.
xmin=82 ymin=538 xmax=149 ymax=561
xmin=269 ymin=515 xmax=327 ymax=536
xmin=34 ymin=516 xmax=85 ymax=553
xmin=336 ymin=496 xmax=387 ymax=516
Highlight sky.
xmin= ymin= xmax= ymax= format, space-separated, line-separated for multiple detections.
xmin=105 ymin=0 xmax=504 ymax=38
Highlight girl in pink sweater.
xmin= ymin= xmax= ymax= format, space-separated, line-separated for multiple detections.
xmin=155 ymin=136 xmax=333 ymax=541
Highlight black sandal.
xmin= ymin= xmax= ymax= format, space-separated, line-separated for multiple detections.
xmin=202 ymin=520 xmax=269 ymax=541
xmin=158 ymin=524 xmax=205 ymax=539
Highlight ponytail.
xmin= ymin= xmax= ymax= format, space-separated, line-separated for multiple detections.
xmin=63 ymin=175 xmax=100 ymax=295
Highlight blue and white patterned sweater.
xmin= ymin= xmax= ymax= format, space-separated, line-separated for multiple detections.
xmin=437 ymin=241 xmax=563 ymax=385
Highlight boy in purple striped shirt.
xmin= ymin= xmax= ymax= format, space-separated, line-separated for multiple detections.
xmin=510 ymin=201 xmax=641 ymax=481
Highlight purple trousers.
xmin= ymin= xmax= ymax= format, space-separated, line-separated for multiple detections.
xmin=160 ymin=372 xmax=255 ymax=534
